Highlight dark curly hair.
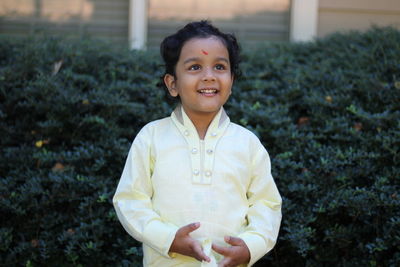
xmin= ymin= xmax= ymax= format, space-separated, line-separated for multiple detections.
xmin=159 ymin=20 xmax=241 ymax=92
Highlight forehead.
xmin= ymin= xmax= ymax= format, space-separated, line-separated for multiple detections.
xmin=179 ymin=36 xmax=229 ymax=59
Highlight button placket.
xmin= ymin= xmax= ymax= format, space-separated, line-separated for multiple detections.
xmin=202 ymin=138 xmax=218 ymax=184
xmin=199 ymin=140 xmax=207 ymax=184
xmin=189 ymin=135 xmax=202 ymax=184
xmin=179 ymin=127 xmax=202 ymax=184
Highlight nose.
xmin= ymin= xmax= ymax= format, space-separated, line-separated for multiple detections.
xmin=202 ymin=67 xmax=216 ymax=82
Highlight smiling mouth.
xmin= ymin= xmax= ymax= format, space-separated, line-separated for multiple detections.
xmin=198 ymin=88 xmax=218 ymax=95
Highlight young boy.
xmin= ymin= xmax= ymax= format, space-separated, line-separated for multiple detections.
xmin=113 ymin=21 xmax=282 ymax=267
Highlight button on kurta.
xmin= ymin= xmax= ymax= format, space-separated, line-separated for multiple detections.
xmin=211 ymin=132 xmax=217 ymax=137
xmin=205 ymin=171 xmax=212 ymax=177
xmin=184 ymin=130 xmax=189 ymax=136
xmin=206 ymin=149 xmax=213 ymax=154
xmin=191 ymin=148 xmax=198 ymax=154
xmin=193 ymin=169 xmax=200 ymax=175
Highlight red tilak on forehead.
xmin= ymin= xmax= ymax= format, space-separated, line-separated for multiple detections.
xmin=201 ymin=49 xmax=208 ymax=55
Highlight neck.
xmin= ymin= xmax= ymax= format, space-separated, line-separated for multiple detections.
xmin=183 ymin=108 xmax=219 ymax=140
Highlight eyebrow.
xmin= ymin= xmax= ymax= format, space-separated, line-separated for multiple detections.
xmin=183 ymin=57 xmax=229 ymax=65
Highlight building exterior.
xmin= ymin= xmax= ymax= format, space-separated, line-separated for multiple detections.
xmin=0 ymin=0 xmax=130 ymax=44
xmin=317 ymin=0 xmax=400 ymax=37
xmin=0 ymin=0 xmax=399 ymax=49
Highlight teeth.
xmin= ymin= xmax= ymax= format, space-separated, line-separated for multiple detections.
xmin=199 ymin=89 xmax=217 ymax=94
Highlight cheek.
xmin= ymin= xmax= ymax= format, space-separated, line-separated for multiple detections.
xmin=222 ymin=75 xmax=234 ymax=89
xmin=176 ymin=75 xmax=196 ymax=87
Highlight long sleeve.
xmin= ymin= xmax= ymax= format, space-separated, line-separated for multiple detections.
xmin=113 ymin=126 xmax=179 ymax=258
xmin=238 ymin=139 xmax=282 ymax=266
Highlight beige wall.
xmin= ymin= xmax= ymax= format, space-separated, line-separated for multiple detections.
xmin=148 ymin=0 xmax=289 ymax=20
xmin=2 ymin=0 xmax=400 ymax=47
xmin=318 ymin=0 xmax=400 ymax=37
xmin=0 ymin=0 xmax=129 ymax=43
xmin=147 ymin=0 xmax=291 ymax=49
xmin=0 ymin=0 xmax=291 ymax=48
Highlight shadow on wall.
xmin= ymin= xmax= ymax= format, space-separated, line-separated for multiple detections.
xmin=147 ymin=8 xmax=291 ymax=50
xmin=0 ymin=0 xmax=129 ymax=44
xmin=147 ymin=0 xmax=291 ymax=49
xmin=0 ymin=0 xmax=291 ymax=49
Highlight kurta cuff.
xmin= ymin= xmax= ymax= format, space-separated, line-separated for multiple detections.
xmin=238 ymin=232 xmax=267 ymax=266
xmin=142 ymin=220 xmax=179 ymax=258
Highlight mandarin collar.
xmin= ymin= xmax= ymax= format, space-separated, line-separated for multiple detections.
xmin=171 ymin=105 xmax=230 ymax=140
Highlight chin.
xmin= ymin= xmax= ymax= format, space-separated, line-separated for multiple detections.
xmin=200 ymin=108 xmax=221 ymax=115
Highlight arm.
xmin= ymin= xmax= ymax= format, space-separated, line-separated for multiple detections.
xmin=113 ymin=127 xmax=211 ymax=262
xmin=212 ymin=139 xmax=282 ymax=266
xmin=113 ymin=127 xmax=179 ymax=257
xmin=238 ymin=140 xmax=282 ymax=266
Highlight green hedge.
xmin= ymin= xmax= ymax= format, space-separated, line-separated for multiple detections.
xmin=1 ymin=27 xmax=399 ymax=266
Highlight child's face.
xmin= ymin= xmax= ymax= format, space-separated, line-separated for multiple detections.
xmin=164 ymin=36 xmax=234 ymax=119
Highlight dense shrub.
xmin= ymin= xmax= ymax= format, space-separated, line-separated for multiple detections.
xmin=0 ymin=27 xmax=399 ymax=266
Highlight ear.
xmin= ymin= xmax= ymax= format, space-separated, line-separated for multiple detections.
xmin=164 ymin=74 xmax=178 ymax=97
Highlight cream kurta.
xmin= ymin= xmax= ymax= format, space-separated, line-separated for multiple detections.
xmin=113 ymin=106 xmax=282 ymax=266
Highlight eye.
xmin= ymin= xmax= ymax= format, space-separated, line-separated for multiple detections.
xmin=188 ymin=64 xmax=201 ymax=71
xmin=215 ymin=64 xmax=227 ymax=71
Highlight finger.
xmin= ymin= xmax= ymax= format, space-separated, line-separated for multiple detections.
xmin=218 ymin=257 xmax=231 ymax=267
xmin=179 ymin=222 xmax=200 ymax=235
xmin=224 ymin=236 xmax=244 ymax=246
xmin=212 ymin=243 xmax=230 ymax=256
xmin=192 ymin=243 xmax=210 ymax=262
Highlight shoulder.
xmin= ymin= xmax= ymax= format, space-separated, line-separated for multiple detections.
xmin=227 ymin=122 xmax=270 ymax=157
xmin=142 ymin=116 xmax=171 ymax=131
xmin=228 ymin=122 xmax=262 ymax=143
xmin=134 ymin=116 xmax=171 ymax=141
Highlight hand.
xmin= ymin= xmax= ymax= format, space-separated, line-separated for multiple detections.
xmin=212 ymin=236 xmax=250 ymax=267
xmin=169 ymin=222 xmax=211 ymax=262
